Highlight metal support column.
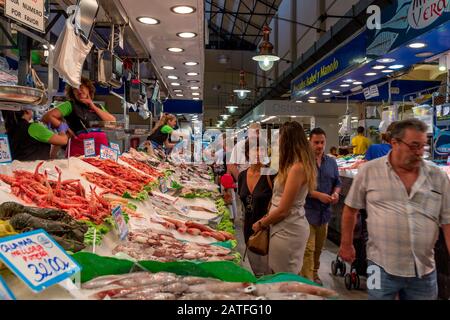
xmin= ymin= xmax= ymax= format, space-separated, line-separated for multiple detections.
xmin=17 ymin=32 xmax=32 ymax=86
xmin=290 ymin=0 xmax=297 ymax=62
xmin=318 ymin=0 xmax=327 ymax=37
xmin=274 ymin=14 xmax=279 ymax=79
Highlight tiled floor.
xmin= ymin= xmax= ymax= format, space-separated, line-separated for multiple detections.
xmin=235 ymin=218 xmax=368 ymax=300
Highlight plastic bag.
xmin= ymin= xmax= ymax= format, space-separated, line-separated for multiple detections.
xmin=52 ymin=17 xmax=93 ymax=88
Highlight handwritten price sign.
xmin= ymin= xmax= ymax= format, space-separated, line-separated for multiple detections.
xmin=0 ymin=229 xmax=81 ymax=292
xmin=0 ymin=134 xmax=12 ymax=164
xmin=83 ymin=138 xmax=96 ymax=157
xmin=112 ymin=206 xmax=128 ymax=241
xmin=100 ymin=144 xmax=119 ymax=162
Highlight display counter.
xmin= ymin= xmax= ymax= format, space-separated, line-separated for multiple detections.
xmin=329 ymin=166 xmax=450 ymax=299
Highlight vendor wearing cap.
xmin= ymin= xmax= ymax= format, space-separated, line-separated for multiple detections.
xmin=1 ymin=109 xmax=68 ymax=161
xmin=42 ymin=77 xmax=116 ymax=157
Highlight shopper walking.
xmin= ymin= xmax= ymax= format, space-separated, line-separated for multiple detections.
xmin=252 ymin=121 xmax=317 ymax=274
xmin=300 ymin=128 xmax=341 ymax=284
xmin=239 ymin=139 xmax=275 ymax=277
xmin=351 ymin=126 xmax=371 ymax=155
xmin=339 ymin=119 xmax=450 ymax=300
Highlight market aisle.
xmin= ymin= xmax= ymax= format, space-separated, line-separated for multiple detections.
xmin=236 ymin=216 xmax=367 ymax=300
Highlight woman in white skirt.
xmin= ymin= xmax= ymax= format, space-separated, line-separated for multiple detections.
xmin=252 ymin=121 xmax=317 ymax=274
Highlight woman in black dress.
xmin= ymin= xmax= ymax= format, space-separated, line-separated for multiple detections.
xmin=238 ymin=139 xmax=275 ymax=276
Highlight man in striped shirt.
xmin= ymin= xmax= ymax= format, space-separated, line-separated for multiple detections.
xmin=339 ymin=119 xmax=450 ymax=300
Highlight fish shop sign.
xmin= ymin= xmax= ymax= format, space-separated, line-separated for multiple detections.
xmin=408 ymin=0 xmax=449 ymax=29
xmin=0 ymin=229 xmax=81 ymax=292
xmin=5 ymin=0 xmax=45 ymax=33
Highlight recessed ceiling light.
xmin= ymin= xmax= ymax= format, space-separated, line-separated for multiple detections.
xmin=343 ymin=79 xmax=354 ymax=83
xmin=372 ymin=65 xmax=386 ymax=70
xmin=322 ymin=92 xmax=331 ymax=96
xmin=167 ymin=47 xmax=184 ymax=53
xmin=177 ymin=32 xmax=197 ymax=39
xmin=408 ymin=42 xmax=426 ymax=49
xmin=173 ymin=89 xmax=182 ymax=92
xmin=308 ymin=100 xmax=317 ymax=103
xmin=184 ymin=61 xmax=198 ymax=66
xmin=389 ymin=64 xmax=404 ymax=69
xmin=365 ymin=72 xmax=377 ymax=76
xmin=186 ymin=72 xmax=199 ymax=76
xmin=377 ymin=58 xmax=395 ymax=63
xmin=162 ymin=66 xmax=175 ymax=70
xmin=167 ymin=75 xmax=178 ymax=80
xmin=323 ymin=89 xmax=332 ymax=92
xmin=415 ymin=52 xmax=434 ymax=58
xmin=190 ymin=86 xmax=199 ymax=90
xmin=137 ymin=17 xmax=160 ymax=25
xmin=193 ymin=97 xmax=200 ymax=100
xmin=176 ymin=94 xmax=184 ymax=97
xmin=192 ymin=92 xmax=200 ymax=96
xmin=340 ymin=84 xmax=350 ymax=87
xmin=353 ymin=81 xmax=363 ymax=85
xmin=295 ymin=100 xmax=302 ymax=103
xmin=382 ymin=69 xmax=394 ymax=73
xmin=171 ymin=6 xmax=196 ymax=14
xmin=332 ymin=90 xmax=340 ymax=93
xmin=171 ymin=82 xmax=181 ymax=86
xmin=309 ymin=96 xmax=317 ymax=99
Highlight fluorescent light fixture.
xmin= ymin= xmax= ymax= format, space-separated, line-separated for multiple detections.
xmin=192 ymin=92 xmax=200 ymax=96
xmin=167 ymin=47 xmax=184 ymax=53
xmin=262 ymin=116 xmax=276 ymax=123
xmin=343 ymin=79 xmax=354 ymax=83
xmin=365 ymin=72 xmax=377 ymax=76
xmin=382 ymin=69 xmax=394 ymax=73
xmin=184 ymin=61 xmax=198 ymax=66
xmin=353 ymin=81 xmax=363 ymax=85
xmin=308 ymin=100 xmax=317 ymax=103
xmin=389 ymin=64 xmax=404 ymax=69
xmin=322 ymin=92 xmax=331 ymax=96
xmin=193 ymin=97 xmax=200 ymax=100
xmin=171 ymin=5 xmax=196 ymax=14
xmin=186 ymin=72 xmax=199 ymax=76
xmin=167 ymin=75 xmax=178 ymax=80
xmin=408 ymin=42 xmax=426 ymax=49
xmin=377 ymin=58 xmax=395 ymax=63
xmin=332 ymin=90 xmax=340 ymax=93
xmin=162 ymin=66 xmax=175 ymax=70
xmin=295 ymin=100 xmax=303 ymax=103
xmin=171 ymin=82 xmax=181 ymax=86
xmin=309 ymin=96 xmax=317 ymax=99
xmin=177 ymin=32 xmax=197 ymax=38
xmin=340 ymin=84 xmax=350 ymax=87
xmin=176 ymin=94 xmax=184 ymax=97
xmin=372 ymin=65 xmax=386 ymax=70
xmin=173 ymin=89 xmax=182 ymax=92
xmin=137 ymin=17 xmax=160 ymax=25
xmin=323 ymin=89 xmax=332 ymax=92
xmin=190 ymin=86 xmax=199 ymax=90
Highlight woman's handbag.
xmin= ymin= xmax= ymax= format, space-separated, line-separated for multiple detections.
xmin=247 ymin=227 xmax=269 ymax=256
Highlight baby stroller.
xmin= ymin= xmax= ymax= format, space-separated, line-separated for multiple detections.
xmin=331 ymin=210 xmax=368 ymax=290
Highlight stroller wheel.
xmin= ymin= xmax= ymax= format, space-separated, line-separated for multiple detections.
xmin=331 ymin=260 xmax=338 ymax=276
xmin=344 ymin=273 xmax=352 ymax=290
xmin=339 ymin=262 xmax=346 ymax=277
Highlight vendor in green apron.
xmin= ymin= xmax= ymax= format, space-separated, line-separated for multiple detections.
xmin=1 ymin=109 xmax=68 ymax=161
xmin=147 ymin=113 xmax=178 ymax=152
xmin=42 ymin=77 xmax=116 ymax=157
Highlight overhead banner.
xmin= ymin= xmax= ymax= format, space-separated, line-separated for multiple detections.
xmin=367 ymin=0 xmax=450 ymax=56
xmin=291 ymin=33 xmax=366 ymax=99
xmin=5 ymin=0 xmax=45 ymax=33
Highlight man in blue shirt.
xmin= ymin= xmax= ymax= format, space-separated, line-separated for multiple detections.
xmin=365 ymin=121 xmax=397 ymax=161
xmin=300 ymin=128 xmax=342 ymax=284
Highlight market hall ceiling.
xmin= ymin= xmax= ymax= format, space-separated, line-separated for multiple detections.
xmin=205 ymin=0 xmax=282 ymax=51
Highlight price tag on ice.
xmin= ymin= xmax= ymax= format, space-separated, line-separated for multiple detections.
xmin=83 ymin=138 xmax=96 ymax=157
xmin=109 ymin=142 xmax=121 ymax=155
xmin=0 ymin=134 xmax=12 ymax=164
xmin=0 ymin=275 xmax=15 ymax=300
xmin=112 ymin=206 xmax=128 ymax=241
xmin=100 ymin=144 xmax=119 ymax=162
xmin=0 ymin=229 xmax=81 ymax=293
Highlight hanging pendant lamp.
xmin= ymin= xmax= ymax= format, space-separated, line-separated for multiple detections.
xmin=233 ymin=70 xmax=251 ymax=100
xmin=252 ymin=25 xmax=280 ymax=71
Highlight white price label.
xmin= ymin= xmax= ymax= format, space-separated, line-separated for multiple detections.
xmin=0 ymin=230 xmax=81 ymax=292
xmin=0 ymin=135 xmax=12 ymax=164
xmin=100 ymin=144 xmax=119 ymax=162
xmin=83 ymin=138 xmax=96 ymax=157
xmin=0 ymin=275 xmax=15 ymax=300
xmin=110 ymin=142 xmax=121 ymax=155
xmin=112 ymin=206 xmax=128 ymax=241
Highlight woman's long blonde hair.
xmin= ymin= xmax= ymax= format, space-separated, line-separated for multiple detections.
xmin=277 ymin=121 xmax=316 ymax=192
xmin=151 ymin=113 xmax=176 ymax=134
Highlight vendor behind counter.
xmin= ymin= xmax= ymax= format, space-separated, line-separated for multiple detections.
xmin=42 ymin=77 xmax=116 ymax=157
xmin=1 ymin=109 xmax=68 ymax=161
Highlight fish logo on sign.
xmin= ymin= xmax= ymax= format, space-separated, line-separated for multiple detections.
xmin=408 ymin=0 xmax=449 ymax=29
